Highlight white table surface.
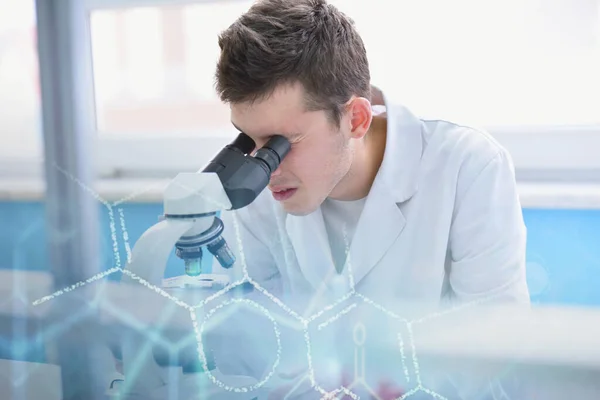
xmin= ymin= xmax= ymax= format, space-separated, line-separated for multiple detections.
xmin=2 ymin=269 xmax=600 ymax=370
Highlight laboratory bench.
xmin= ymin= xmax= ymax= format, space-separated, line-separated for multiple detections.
xmin=1 ymin=269 xmax=600 ymax=399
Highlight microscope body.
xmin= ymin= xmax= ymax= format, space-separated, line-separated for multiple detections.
xmin=116 ymin=132 xmax=290 ymax=398
xmin=159 ymin=171 xmax=234 ymax=290
xmin=163 ymin=132 xmax=289 ymax=290
xmin=120 ymin=129 xmax=291 ymax=309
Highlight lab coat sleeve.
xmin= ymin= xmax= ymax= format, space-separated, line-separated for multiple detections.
xmin=207 ymin=208 xmax=283 ymax=382
xmin=447 ymin=149 xmax=530 ymax=305
xmin=214 ymin=208 xmax=282 ymax=294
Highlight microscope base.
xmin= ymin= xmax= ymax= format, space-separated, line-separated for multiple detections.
xmin=162 ymin=274 xmax=230 ymax=290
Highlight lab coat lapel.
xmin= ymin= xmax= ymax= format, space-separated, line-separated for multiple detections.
xmin=346 ymin=179 xmax=406 ymax=287
xmin=347 ymin=94 xmax=423 ymax=287
xmin=285 ymin=209 xmax=338 ymax=292
xmin=284 ymin=94 xmax=424 ymax=292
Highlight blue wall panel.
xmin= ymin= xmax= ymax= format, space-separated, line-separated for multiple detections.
xmin=1 ymin=200 xmax=599 ymax=306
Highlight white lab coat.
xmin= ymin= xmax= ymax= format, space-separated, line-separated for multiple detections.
xmin=211 ymin=92 xmax=531 ymax=395
xmin=219 ymin=92 xmax=530 ymax=308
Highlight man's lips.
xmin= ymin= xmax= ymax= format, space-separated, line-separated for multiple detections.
xmin=269 ymin=186 xmax=296 ymax=193
xmin=270 ymin=187 xmax=298 ymax=201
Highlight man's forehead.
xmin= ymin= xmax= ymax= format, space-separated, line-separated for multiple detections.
xmin=233 ymin=84 xmax=306 ymax=114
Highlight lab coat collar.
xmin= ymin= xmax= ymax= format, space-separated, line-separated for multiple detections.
xmin=284 ymin=208 xmax=347 ymax=299
xmin=340 ymin=92 xmax=423 ymax=287
xmin=377 ymin=90 xmax=424 ymax=203
xmin=284 ymin=91 xmax=424 ymax=292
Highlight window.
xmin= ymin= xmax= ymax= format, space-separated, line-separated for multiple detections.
xmin=329 ymin=0 xmax=600 ymax=128
xmin=85 ymin=0 xmax=600 ymax=179
xmin=90 ymin=1 xmax=253 ymax=138
xmin=0 ymin=0 xmax=41 ymax=177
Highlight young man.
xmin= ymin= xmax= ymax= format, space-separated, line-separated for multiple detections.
xmin=211 ymin=0 xmax=530 ymax=396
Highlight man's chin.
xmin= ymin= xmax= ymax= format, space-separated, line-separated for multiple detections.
xmin=286 ymin=209 xmax=313 ymax=217
xmin=282 ymin=201 xmax=318 ymax=217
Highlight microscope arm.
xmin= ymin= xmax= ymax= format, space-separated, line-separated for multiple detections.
xmin=158 ymin=133 xmax=290 ymax=275
xmin=118 ymin=133 xmax=290 ymax=397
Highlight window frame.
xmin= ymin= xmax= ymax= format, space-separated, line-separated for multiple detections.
xmin=93 ymin=125 xmax=600 ymax=182
xmin=4 ymin=0 xmax=600 ymax=183
xmin=0 ymin=0 xmax=43 ymax=180
xmin=84 ymin=0 xmax=600 ymax=183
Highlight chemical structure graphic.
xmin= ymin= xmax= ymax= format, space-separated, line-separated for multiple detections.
xmin=309 ymin=321 xmax=406 ymax=400
xmin=31 ymin=164 xmax=514 ymax=400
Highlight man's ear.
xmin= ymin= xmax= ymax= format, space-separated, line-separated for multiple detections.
xmin=347 ymin=97 xmax=373 ymax=139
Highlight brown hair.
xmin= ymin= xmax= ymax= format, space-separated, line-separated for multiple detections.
xmin=215 ymin=0 xmax=371 ymax=127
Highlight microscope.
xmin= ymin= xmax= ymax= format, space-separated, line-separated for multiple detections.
xmin=122 ymin=132 xmax=290 ymax=289
xmin=115 ymin=132 xmax=290 ymax=399
xmin=162 ymin=131 xmax=290 ymax=290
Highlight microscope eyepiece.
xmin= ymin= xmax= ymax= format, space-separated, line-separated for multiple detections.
xmin=202 ymin=133 xmax=290 ymax=210
xmin=229 ymin=132 xmax=256 ymax=155
xmin=263 ymin=135 xmax=291 ymax=161
xmin=253 ymin=135 xmax=291 ymax=174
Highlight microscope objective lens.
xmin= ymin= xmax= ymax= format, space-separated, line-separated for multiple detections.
xmin=184 ymin=259 xmax=202 ymax=276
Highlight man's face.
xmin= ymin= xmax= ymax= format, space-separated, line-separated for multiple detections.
xmin=230 ymin=83 xmax=355 ymax=216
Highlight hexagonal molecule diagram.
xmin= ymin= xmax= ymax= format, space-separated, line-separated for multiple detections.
xmin=29 ymin=172 xmax=518 ymax=400
xmin=305 ymin=296 xmax=412 ymax=400
xmin=194 ymin=296 xmax=282 ymax=396
xmin=189 ymin=285 xmax=316 ymax=399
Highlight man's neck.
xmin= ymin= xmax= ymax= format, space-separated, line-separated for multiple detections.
xmin=329 ymin=115 xmax=387 ymax=201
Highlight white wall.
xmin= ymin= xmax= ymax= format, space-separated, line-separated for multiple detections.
xmin=1 ymin=0 xmax=599 ymax=207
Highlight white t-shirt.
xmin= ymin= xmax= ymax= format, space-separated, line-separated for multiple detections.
xmin=321 ymin=197 xmax=367 ymax=273
xmin=319 ymin=105 xmax=383 ymax=274
xmin=321 ymin=105 xmax=387 ymax=273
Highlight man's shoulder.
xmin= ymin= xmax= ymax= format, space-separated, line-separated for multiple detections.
xmin=419 ymin=117 xmax=511 ymax=176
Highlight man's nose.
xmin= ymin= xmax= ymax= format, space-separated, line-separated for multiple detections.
xmin=271 ymin=166 xmax=282 ymax=178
